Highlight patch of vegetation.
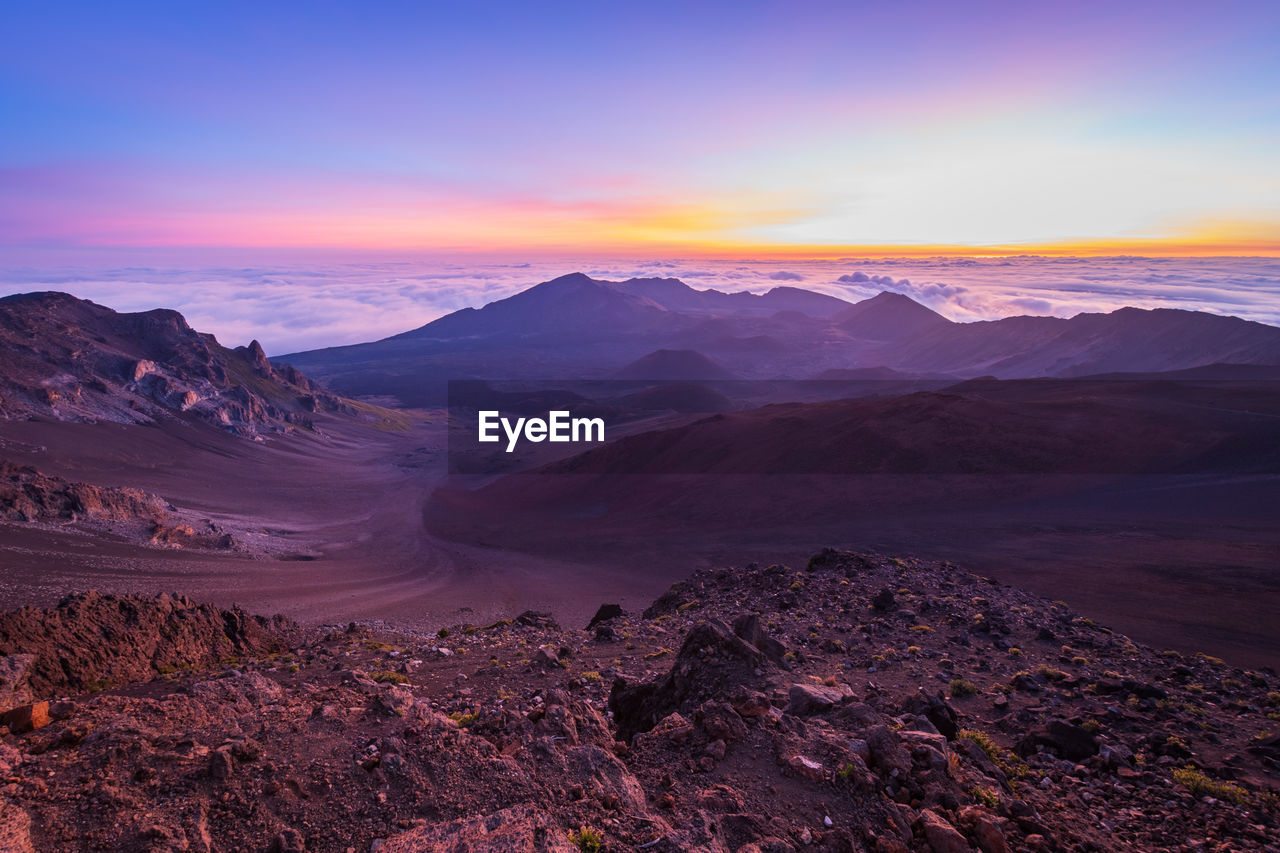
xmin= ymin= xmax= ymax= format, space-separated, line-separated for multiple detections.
xmin=969 ymin=785 xmax=999 ymax=808
xmin=949 ymin=678 xmax=980 ymax=698
xmin=449 ymin=711 xmax=479 ymax=727
xmin=644 ymin=648 xmax=673 ymax=660
xmin=960 ymin=728 xmax=1028 ymax=779
xmin=581 ymin=671 xmax=602 ymax=682
xmin=1036 ymin=664 xmax=1068 ymax=682
xmin=370 ymin=671 xmax=409 ymax=685
xmin=908 ymin=624 xmax=935 ymax=634
xmin=1173 ymin=766 xmax=1249 ymax=805
xmin=569 ymin=826 xmax=603 ymax=852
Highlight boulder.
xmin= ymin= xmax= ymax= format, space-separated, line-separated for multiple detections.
xmin=609 ymin=619 xmax=777 ymax=740
xmin=0 ymin=701 xmax=50 ymax=734
xmin=916 ymin=809 xmax=970 ymax=853
xmin=585 ymin=604 xmax=623 ymax=629
xmin=731 ymin=613 xmax=788 ymax=664
xmin=1016 ymin=719 xmax=1098 ymax=762
xmin=872 ymin=589 xmax=896 ymax=611
xmin=900 ymin=691 xmax=960 ymax=740
xmin=786 ymin=682 xmax=853 ymax=716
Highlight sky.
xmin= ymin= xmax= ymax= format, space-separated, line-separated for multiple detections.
xmin=1 ymin=2 xmax=1279 ymax=351
xmin=2 ymin=1 xmax=1278 ymax=256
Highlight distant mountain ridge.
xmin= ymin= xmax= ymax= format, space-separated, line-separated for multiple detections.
xmin=277 ymin=272 xmax=1280 ymax=404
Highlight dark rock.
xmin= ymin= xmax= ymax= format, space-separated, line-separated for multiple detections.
xmin=586 ymin=604 xmax=624 ymax=629
xmin=732 ymin=614 xmax=788 ymax=664
xmin=872 ymin=589 xmax=896 ymax=611
xmin=900 ymin=691 xmax=959 ymax=740
xmin=1016 ymin=719 xmax=1099 ymax=762
xmin=514 ymin=611 xmax=558 ymax=630
xmin=786 ymin=682 xmax=853 ymax=716
xmin=609 ymin=620 xmax=775 ymax=740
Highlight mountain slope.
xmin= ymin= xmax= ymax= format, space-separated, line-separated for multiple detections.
xmin=0 ymin=292 xmax=349 ymax=435
xmin=833 ymin=291 xmax=953 ymax=339
xmin=613 ymin=349 xmax=737 ymax=380
xmin=884 ymin=307 xmax=1280 ymax=378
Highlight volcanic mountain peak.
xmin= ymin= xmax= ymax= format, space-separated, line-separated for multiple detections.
xmin=0 ymin=291 xmax=348 ymax=435
xmin=834 ymin=290 xmax=953 ymax=339
xmin=608 ymin=277 xmax=852 ymax=318
xmin=395 ymin=272 xmax=673 ymax=343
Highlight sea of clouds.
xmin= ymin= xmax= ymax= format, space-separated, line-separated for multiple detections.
xmin=1 ymin=255 xmax=1277 ymax=355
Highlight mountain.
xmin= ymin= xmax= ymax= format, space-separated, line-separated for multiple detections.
xmin=884 ymin=306 xmax=1280 ymax=378
xmin=0 ymin=292 xmax=350 ymax=435
xmin=395 ymin=272 xmax=678 ymax=344
xmin=613 ymin=349 xmax=737 ymax=380
xmin=832 ymin=291 xmax=953 ymax=339
xmin=608 ymin=277 xmax=852 ymax=317
xmin=278 ymin=273 xmax=1280 ymax=404
xmin=505 ymin=377 xmax=1280 ymax=477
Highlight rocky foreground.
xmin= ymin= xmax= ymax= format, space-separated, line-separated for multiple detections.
xmin=0 ymin=552 xmax=1277 ymax=852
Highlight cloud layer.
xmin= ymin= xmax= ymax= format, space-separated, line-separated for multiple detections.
xmin=1 ymin=255 xmax=1277 ymax=355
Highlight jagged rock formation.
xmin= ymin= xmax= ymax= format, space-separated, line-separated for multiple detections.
xmin=0 ymin=591 xmax=299 ymax=699
xmin=0 ymin=292 xmax=349 ymax=435
xmin=0 ymin=461 xmax=239 ymax=549
xmin=0 ymin=461 xmax=168 ymax=523
xmin=0 ymin=552 xmax=1275 ymax=851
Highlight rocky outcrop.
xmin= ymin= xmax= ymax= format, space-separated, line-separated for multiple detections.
xmin=608 ymin=618 xmax=779 ymax=740
xmin=0 ymin=653 xmax=34 ymax=712
xmin=0 ymin=462 xmax=167 ymax=524
xmin=0 ymin=292 xmax=355 ymax=435
xmin=0 ymin=461 xmax=238 ymax=550
xmin=0 ymin=591 xmax=299 ymax=698
xmin=0 ymin=551 xmax=1274 ymax=852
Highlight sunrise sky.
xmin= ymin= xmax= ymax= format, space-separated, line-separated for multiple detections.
xmin=3 ymin=1 xmax=1278 ymax=257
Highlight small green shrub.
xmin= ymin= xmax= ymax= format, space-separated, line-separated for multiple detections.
xmin=969 ymin=785 xmax=999 ymax=808
xmin=371 ymin=671 xmax=409 ymax=685
xmin=569 ymin=825 xmax=603 ymax=852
